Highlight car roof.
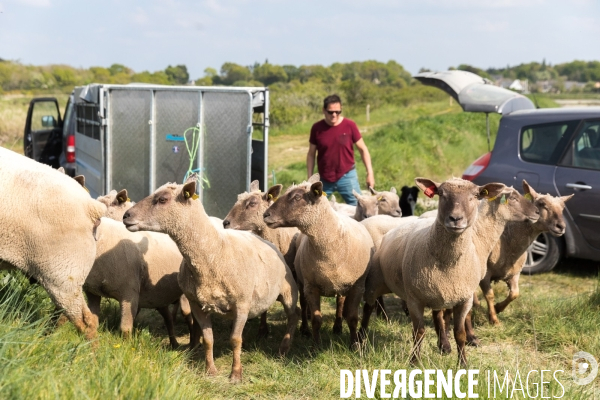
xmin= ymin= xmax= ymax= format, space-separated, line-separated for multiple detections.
xmin=504 ymin=107 xmax=600 ymax=123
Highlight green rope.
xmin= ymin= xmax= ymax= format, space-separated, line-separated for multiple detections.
xmin=183 ymin=125 xmax=210 ymax=188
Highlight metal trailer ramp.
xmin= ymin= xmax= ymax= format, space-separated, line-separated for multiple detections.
xmin=73 ymin=84 xmax=269 ymax=219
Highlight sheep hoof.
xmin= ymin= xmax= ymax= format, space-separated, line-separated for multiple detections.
xmin=467 ymin=337 xmax=481 ymax=347
xmin=439 ymin=343 xmax=452 ymax=354
xmin=332 ymin=323 xmax=343 ymax=335
xmin=229 ymin=371 xmax=242 ymax=384
xmin=489 ymin=318 xmax=501 ymax=326
xmin=206 ymin=366 xmax=218 ymax=377
xmin=300 ymin=326 xmax=312 ymax=337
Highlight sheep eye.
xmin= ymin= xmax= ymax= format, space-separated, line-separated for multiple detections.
xmin=158 ymin=196 xmax=168 ymax=204
xmin=380 ymin=198 xmax=387 ymax=202
xmin=246 ymin=201 xmax=257 ymax=208
xmin=294 ymin=194 xmax=302 ymax=201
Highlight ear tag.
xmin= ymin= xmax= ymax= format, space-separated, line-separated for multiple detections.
xmin=481 ymin=189 xmax=488 ymax=197
xmin=83 ymin=186 xmax=89 ymax=193
xmin=185 ymin=191 xmax=198 ymax=200
xmin=118 ymin=197 xmax=124 ymax=202
xmin=423 ymin=185 xmax=436 ymax=198
xmin=377 ymin=196 xmax=383 ymax=201
xmin=524 ymin=193 xmax=533 ymax=202
xmin=127 ymin=198 xmax=131 ymax=202
xmin=268 ymin=193 xmax=273 ymax=200
xmin=322 ymin=191 xmax=326 ymax=197
xmin=184 ymin=191 xmax=190 ymax=199
xmin=500 ymin=194 xmax=507 ymax=204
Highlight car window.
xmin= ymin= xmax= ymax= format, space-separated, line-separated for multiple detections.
xmin=559 ymin=120 xmax=600 ymax=170
xmin=520 ymin=120 xmax=579 ymax=165
xmin=31 ymin=101 xmax=60 ymax=132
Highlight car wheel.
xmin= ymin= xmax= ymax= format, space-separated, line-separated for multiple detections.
xmin=522 ymin=232 xmax=564 ymax=274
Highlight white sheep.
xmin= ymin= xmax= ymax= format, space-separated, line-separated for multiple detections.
xmin=0 ymin=147 xmax=106 ymax=339
xmin=122 ymin=175 xmax=299 ymax=383
xmin=482 ymin=181 xmax=572 ymax=324
xmin=263 ymin=174 xmax=374 ymax=348
xmin=361 ymin=177 xmax=539 ymax=365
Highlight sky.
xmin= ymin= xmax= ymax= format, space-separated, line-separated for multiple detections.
xmin=0 ymin=0 xmax=598 ymax=79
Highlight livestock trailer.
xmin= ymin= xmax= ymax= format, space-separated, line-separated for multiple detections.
xmin=24 ymin=84 xmax=270 ymax=218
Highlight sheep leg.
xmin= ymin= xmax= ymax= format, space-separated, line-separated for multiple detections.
xmin=472 ymin=291 xmax=481 ymax=307
xmin=188 ymin=301 xmax=217 ymax=376
xmin=432 ymin=309 xmax=451 ymax=354
xmin=229 ymin=309 xmax=249 ymax=384
xmin=342 ymin=284 xmax=363 ymax=349
xmin=495 ymin=274 xmax=520 ymax=314
xmin=257 ymin=312 xmax=269 ymax=339
xmin=406 ymin=300 xmax=426 ymax=366
xmin=119 ymin=298 xmax=139 ymax=339
xmin=480 ymin=278 xmax=500 ymax=325
xmin=464 ymin=310 xmax=480 ymax=347
xmin=298 ymin=283 xmax=311 ymax=337
xmin=276 ymin=276 xmax=300 ymax=356
xmin=46 ymin=282 xmax=98 ymax=340
xmin=86 ymin=290 xmax=102 ymax=319
xmin=189 ymin=314 xmax=202 ymax=350
xmin=304 ymin=285 xmax=323 ymax=345
xmin=157 ymin=306 xmax=179 ymax=349
xmin=453 ymin=302 xmax=471 ymax=368
xmin=333 ymin=296 xmax=345 ymax=335
xmin=359 ymin=302 xmax=375 ymax=340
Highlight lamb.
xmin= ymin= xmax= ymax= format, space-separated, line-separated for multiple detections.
xmin=263 ymin=174 xmax=374 ymax=348
xmin=361 ymin=177 xmax=538 ymax=365
xmin=222 ymin=180 xmax=300 ymax=336
xmin=481 ymin=181 xmax=572 ymax=324
xmin=0 ymin=147 xmax=106 ymax=339
xmin=122 ymin=175 xmax=299 ymax=383
xmin=90 ymin=189 xmax=196 ymax=349
xmin=371 ymin=187 xmax=402 ymax=217
xmin=400 ymin=186 xmax=420 ymax=216
xmin=329 ymin=187 xmax=401 ymax=221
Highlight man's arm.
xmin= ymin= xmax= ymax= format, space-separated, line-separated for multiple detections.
xmin=355 ymin=138 xmax=375 ymax=189
xmin=306 ymin=143 xmax=317 ymax=179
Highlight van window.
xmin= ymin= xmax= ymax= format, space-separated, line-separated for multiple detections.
xmin=560 ymin=120 xmax=600 ymax=170
xmin=520 ymin=120 xmax=579 ymax=165
xmin=76 ymin=103 xmax=101 ymax=140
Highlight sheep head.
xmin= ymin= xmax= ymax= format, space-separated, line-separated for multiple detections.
xmin=524 ymin=180 xmax=573 ymax=236
xmin=353 ymin=190 xmax=379 ymax=220
xmin=263 ymin=174 xmax=325 ymax=229
xmin=370 ymin=186 xmax=402 ymax=217
xmin=223 ymin=180 xmax=280 ymax=231
xmin=416 ymin=177 xmax=505 ymax=234
xmin=97 ymin=189 xmax=135 ymax=221
xmin=123 ymin=176 xmax=198 ymax=233
xmin=487 ymin=186 xmax=540 ymax=224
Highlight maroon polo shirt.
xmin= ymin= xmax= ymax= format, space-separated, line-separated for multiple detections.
xmin=309 ymin=118 xmax=362 ymax=182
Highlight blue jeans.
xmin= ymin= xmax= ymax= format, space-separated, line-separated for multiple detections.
xmin=321 ymin=168 xmax=361 ymax=205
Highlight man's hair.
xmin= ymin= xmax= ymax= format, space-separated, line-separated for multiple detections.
xmin=323 ymin=94 xmax=342 ymax=109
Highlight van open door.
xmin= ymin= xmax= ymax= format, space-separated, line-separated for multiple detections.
xmin=24 ymin=97 xmax=63 ymax=168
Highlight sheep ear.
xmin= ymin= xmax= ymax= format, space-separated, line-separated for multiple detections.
xmin=264 ymin=184 xmax=282 ymax=202
xmin=181 ymin=180 xmax=197 ymax=201
xmin=522 ymin=179 xmax=539 ymax=201
xmin=478 ymin=183 xmax=505 ymax=200
xmin=74 ymin=175 xmax=85 ymax=187
xmin=116 ymin=189 xmax=129 ymax=204
xmin=390 ymin=187 xmax=397 ymax=194
xmin=307 ymin=173 xmax=320 ymax=184
xmin=415 ymin=178 xmax=440 ymax=198
xmin=369 ymin=186 xmax=379 ymax=196
xmin=561 ymin=194 xmax=574 ymax=203
xmin=310 ymin=181 xmax=323 ymax=198
xmin=250 ymin=180 xmax=260 ymax=192
xmin=352 ymin=189 xmax=362 ymax=199
xmin=57 ymin=167 xmax=65 ymax=174
xmin=185 ymin=173 xmax=198 ymax=184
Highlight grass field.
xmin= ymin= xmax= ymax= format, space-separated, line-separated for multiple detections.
xmin=1 ymin=259 xmax=599 ymax=399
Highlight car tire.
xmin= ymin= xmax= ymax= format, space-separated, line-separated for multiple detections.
xmin=522 ymin=232 xmax=564 ymax=274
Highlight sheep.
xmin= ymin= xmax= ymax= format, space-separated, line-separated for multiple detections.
xmin=263 ymin=174 xmax=374 ymax=348
xmin=361 ymin=177 xmax=538 ymax=366
xmin=0 ymin=147 xmax=106 ymax=339
xmin=371 ymin=187 xmax=402 ymax=217
xmin=222 ymin=180 xmax=301 ymax=336
xmin=122 ymin=175 xmax=299 ymax=383
xmin=89 ymin=190 xmax=198 ymax=349
xmin=481 ymin=181 xmax=573 ymax=325
xmin=400 ymin=186 xmax=420 ymax=216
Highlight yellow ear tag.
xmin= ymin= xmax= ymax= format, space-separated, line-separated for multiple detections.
xmin=268 ymin=193 xmax=273 ymax=200
xmin=481 ymin=189 xmax=488 ymax=196
xmin=118 ymin=197 xmax=124 ymax=202
xmin=487 ymin=195 xmax=498 ymax=202
xmin=377 ymin=196 xmax=382 ymax=201
xmin=127 ymin=198 xmax=131 ymax=202
xmin=192 ymin=193 xmax=199 ymax=200
xmin=322 ymin=191 xmax=326 ymax=197
xmin=184 ymin=191 xmax=198 ymax=200
xmin=524 ymin=193 xmax=533 ymax=202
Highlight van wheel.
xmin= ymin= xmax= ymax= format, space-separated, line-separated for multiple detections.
xmin=522 ymin=233 xmax=564 ymax=274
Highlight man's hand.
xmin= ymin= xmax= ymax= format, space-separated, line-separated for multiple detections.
xmin=355 ymin=138 xmax=375 ymax=190
xmin=366 ymin=173 xmax=375 ymax=190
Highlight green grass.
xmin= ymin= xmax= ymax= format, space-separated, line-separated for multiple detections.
xmin=1 ymin=262 xmax=600 ymax=398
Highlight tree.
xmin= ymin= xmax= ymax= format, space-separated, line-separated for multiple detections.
xmin=253 ymin=62 xmax=288 ymax=85
xmin=165 ymin=64 xmax=189 ymax=84
xmin=219 ymin=63 xmax=251 ymax=85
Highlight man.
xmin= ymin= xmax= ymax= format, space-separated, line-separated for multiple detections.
xmin=306 ymin=94 xmax=375 ymax=205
